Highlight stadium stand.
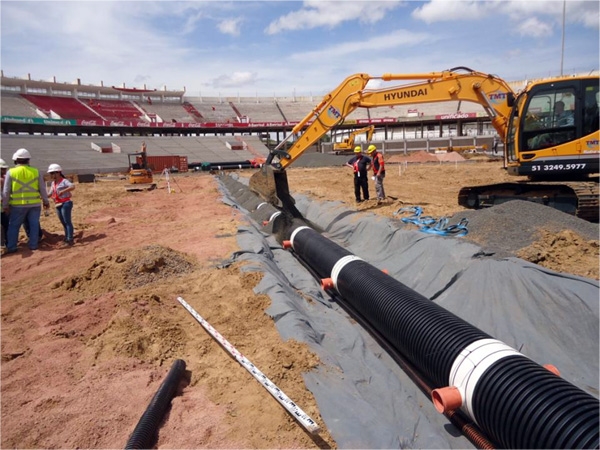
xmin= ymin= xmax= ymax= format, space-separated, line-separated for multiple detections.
xmin=1 ymin=92 xmax=39 ymax=117
xmin=275 ymin=98 xmax=319 ymax=122
xmin=233 ymin=98 xmax=285 ymax=123
xmin=86 ymin=99 xmax=146 ymax=121
xmin=0 ymin=134 xmax=271 ymax=176
xmin=21 ymin=94 xmax=100 ymax=120
xmin=186 ymin=98 xmax=238 ymax=123
xmin=182 ymin=101 xmax=204 ymax=121
xmin=140 ymin=102 xmax=196 ymax=123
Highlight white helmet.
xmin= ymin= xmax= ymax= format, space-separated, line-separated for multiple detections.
xmin=12 ymin=148 xmax=31 ymax=160
xmin=0 ymin=159 xmax=8 ymax=169
xmin=47 ymin=163 xmax=63 ymax=173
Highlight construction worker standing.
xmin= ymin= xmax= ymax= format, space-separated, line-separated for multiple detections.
xmin=2 ymin=148 xmax=49 ymax=253
xmin=0 ymin=158 xmax=9 ymax=248
xmin=346 ymin=146 xmax=371 ymax=203
xmin=366 ymin=144 xmax=386 ymax=204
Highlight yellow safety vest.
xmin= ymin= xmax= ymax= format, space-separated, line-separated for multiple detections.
xmin=9 ymin=165 xmax=41 ymax=206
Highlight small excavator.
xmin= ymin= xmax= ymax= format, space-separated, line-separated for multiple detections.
xmin=126 ymin=146 xmax=156 ymax=192
xmin=249 ymin=67 xmax=599 ymax=222
xmin=332 ymin=125 xmax=375 ymax=153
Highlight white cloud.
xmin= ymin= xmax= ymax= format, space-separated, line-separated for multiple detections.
xmin=289 ymin=29 xmax=431 ymax=61
xmin=211 ymin=71 xmax=258 ymax=88
xmin=218 ymin=18 xmax=243 ymax=36
xmin=412 ymin=0 xmax=493 ymax=23
xmin=265 ymin=0 xmax=404 ymax=34
xmin=516 ymin=16 xmax=553 ymax=38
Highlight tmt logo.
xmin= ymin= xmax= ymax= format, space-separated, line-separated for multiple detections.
xmin=487 ymin=90 xmax=509 ymax=105
xmin=327 ymin=105 xmax=342 ymax=121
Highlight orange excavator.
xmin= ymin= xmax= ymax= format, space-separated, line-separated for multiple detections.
xmin=250 ymin=67 xmax=599 ymax=221
xmin=126 ymin=144 xmax=156 ymax=191
xmin=332 ymin=125 xmax=375 ymax=153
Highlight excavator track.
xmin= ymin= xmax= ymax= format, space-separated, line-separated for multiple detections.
xmin=458 ymin=180 xmax=599 ymax=223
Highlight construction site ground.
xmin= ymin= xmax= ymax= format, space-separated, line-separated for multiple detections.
xmin=1 ymin=159 xmax=598 ymax=449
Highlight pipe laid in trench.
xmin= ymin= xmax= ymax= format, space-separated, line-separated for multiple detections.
xmin=285 ymin=225 xmax=599 ymax=449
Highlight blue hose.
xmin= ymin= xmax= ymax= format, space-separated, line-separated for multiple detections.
xmin=394 ymin=206 xmax=468 ymax=236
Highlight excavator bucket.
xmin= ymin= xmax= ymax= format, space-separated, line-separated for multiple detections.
xmin=249 ymin=165 xmax=302 ymax=218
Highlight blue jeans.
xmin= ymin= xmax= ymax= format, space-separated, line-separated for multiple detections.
xmin=55 ymin=200 xmax=74 ymax=242
xmin=6 ymin=205 xmax=41 ymax=251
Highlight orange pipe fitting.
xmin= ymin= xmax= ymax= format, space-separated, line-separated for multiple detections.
xmin=321 ymin=278 xmax=334 ymax=290
xmin=543 ymin=364 xmax=560 ymax=376
xmin=282 ymin=240 xmax=292 ymax=249
xmin=431 ymin=386 xmax=463 ymax=413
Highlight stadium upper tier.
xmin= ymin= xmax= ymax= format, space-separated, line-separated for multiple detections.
xmin=1 ymin=73 xmax=535 ymax=126
xmin=1 ymin=91 xmax=490 ymax=125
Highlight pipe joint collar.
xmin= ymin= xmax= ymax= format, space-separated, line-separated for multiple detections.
xmin=330 ymin=255 xmax=364 ymax=293
xmin=449 ymin=338 xmax=520 ymax=422
xmin=289 ymin=226 xmax=311 ymax=250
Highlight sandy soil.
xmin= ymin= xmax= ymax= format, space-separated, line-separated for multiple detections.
xmin=1 ymin=161 xmax=598 ymax=449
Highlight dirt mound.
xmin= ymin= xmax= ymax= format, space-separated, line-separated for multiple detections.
xmin=56 ymin=245 xmax=198 ymax=295
xmin=518 ymin=229 xmax=600 ymax=279
xmin=387 ymin=150 xmax=439 ymax=163
xmin=436 ymin=151 xmax=466 ymax=161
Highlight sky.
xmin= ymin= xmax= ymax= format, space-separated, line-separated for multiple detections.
xmin=1 ymin=0 xmax=599 ymax=98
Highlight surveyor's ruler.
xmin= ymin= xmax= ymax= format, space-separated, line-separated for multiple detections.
xmin=176 ymin=296 xmax=321 ymax=434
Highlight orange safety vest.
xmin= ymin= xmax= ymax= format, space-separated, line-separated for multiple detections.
xmin=8 ymin=165 xmax=41 ymax=206
xmin=373 ymin=152 xmax=385 ymax=175
xmin=50 ymin=178 xmax=72 ymax=204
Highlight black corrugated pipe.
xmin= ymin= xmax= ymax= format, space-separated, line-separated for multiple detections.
xmin=284 ymin=225 xmax=599 ymax=449
xmin=124 ymin=359 xmax=187 ymax=449
xmin=210 ymin=163 xmax=253 ymax=170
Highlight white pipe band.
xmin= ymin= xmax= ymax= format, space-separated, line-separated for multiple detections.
xmin=289 ymin=226 xmax=311 ymax=249
xmin=448 ymin=338 xmax=521 ymax=423
xmin=330 ymin=255 xmax=364 ymax=293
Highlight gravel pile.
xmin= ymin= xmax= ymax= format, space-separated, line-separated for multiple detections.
xmin=450 ymin=200 xmax=599 ymax=257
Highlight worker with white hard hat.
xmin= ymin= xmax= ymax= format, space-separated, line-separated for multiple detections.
xmin=2 ymin=148 xmax=50 ymax=253
xmin=47 ymin=163 xmax=76 ymax=246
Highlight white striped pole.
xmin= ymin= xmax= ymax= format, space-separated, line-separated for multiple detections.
xmin=176 ymin=296 xmax=321 ymax=434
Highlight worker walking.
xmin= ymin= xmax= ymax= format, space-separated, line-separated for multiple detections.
xmin=366 ymin=144 xmax=386 ymax=204
xmin=2 ymin=148 xmax=50 ymax=253
xmin=47 ymin=163 xmax=76 ymax=246
xmin=346 ymin=146 xmax=371 ymax=203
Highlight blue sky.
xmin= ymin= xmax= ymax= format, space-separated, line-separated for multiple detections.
xmin=1 ymin=1 xmax=598 ymax=97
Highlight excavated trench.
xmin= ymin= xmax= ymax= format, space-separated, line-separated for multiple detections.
xmin=218 ymin=173 xmax=600 ymax=449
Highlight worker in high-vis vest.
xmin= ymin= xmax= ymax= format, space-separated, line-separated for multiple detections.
xmin=2 ymin=148 xmax=50 ymax=253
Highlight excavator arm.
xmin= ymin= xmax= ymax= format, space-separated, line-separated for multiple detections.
xmin=251 ymin=67 xmax=515 ymax=210
xmin=333 ymin=125 xmax=375 ymax=152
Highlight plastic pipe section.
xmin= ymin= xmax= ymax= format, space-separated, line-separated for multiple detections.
xmin=286 ymin=225 xmax=599 ymax=449
xmin=125 ymin=359 xmax=187 ymax=449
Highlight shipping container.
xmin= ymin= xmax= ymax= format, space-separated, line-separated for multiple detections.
xmin=137 ymin=155 xmax=188 ymax=173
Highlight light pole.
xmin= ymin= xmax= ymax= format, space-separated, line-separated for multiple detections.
xmin=560 ymin=0 xmax=566 ymax=76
